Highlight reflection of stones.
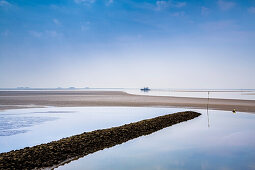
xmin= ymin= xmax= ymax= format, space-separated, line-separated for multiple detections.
xmin=0 ymin=111 xmax=201 ymax=169
xmin=0 ymin=116 xmax=57 ymax=136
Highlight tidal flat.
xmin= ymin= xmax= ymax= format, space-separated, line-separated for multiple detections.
xmin=1 ymin=91 xmax=255 ymax=113
xmin=0 ymin=107 xmax=255 ymax=169
xmin=0 ymin=110 xmax=200 ymax=169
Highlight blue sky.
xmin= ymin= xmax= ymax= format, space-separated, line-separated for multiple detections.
xmin=0 ymin=0 xmax=255 ymax=88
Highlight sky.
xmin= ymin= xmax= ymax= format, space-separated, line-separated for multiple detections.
xmin=0 ymin=0 xmax=255 ymax=89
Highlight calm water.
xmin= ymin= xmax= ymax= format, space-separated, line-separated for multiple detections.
xmin=0 ymin=107 xmax=180 ymax=153
xmin=3 ymin=88 xmax=255 ymax=100
xmin=124 ymin=89 xmax=255 ymax=100
xmin=0 ymin=107 xmax=255 ymax=170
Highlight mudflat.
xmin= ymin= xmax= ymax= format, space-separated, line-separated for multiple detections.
xmin=0 ymin=91 xmax=255 ymax=113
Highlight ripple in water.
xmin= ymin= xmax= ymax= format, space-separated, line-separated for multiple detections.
xmin=0 ymin=115 xmax=57 ymax=136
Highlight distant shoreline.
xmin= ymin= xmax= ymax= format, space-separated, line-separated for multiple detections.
xmin=0 ymin=90 xmax=255 ymax=113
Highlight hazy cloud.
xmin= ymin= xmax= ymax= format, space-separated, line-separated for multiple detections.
xmin=29 ymin=31 xmax=43 ymax=38
xmin=200 ymin=20 xmax=238 ymax=32
xmin=156 ymin=1 xmax=168 ymax=10
xmin=53 ymin=19 xmax=61 ymax=26
xmin=0 ymin=0 xmax=13 ymax=9
xmin=81 ymin=21 xmax=91 ymax=31
xmin=248 ymin=7 xmax=255 ymax=14
xmin=1 ymin=30 xmax=9 ymax=36
xmin=107 ymin=0 xmax=113 ymax=5
xmin=171 ymin=11 xmax=185 ymax=17
xmin=218 ymin=0 xmax=235 ymax=11
xmin=174 ymin=2 xmax=186 ymax=8
xmin=156 ymin=0 xmax=186 ymax=10
xmin=29 ymin=30 xmax=61 ymax=38
xmin=74 ymin=0 xmax=96 ymax=5
xmin=201 ymin=6 xmax=210 ymax=16
xmin=45 ymin=30 xmax=61 ymax=38
xmin=0 ymin=0 xmax=11 ymax=7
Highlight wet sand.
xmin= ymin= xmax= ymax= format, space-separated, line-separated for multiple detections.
xmin=0 ymin=91 xmax=255 ymax=113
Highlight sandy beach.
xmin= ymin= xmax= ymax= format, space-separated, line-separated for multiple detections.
xmin=0 ymin=91 xmax=255 ymax=113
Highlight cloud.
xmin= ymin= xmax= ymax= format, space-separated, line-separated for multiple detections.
xmin=217 ymin=0 xmax=235 ymax=11
xmin=29 ymin=31 xmax=43 ymax=38
xmin=74 ymin=0 xmax=96 ymax=5
xmin=156 ymin=1 xmax=168 ymax=10
xmin=201 ymin=6 xmax=210 ymax=16
xmin=0 ymin=0 xmax=10 ymax=6
xmin=200 ymin=20 xmax=238 ymax=32
xmin=45 ymin=30 xmax=59 ymax=37
xmin=156 ymin=0 xmax=186 ymax=10
xmin=174 ymin=2 xmax=186 ymax=8
xmin=0 ymin=0 xmax=12 ymax=8
xmin=81 ymin=21 xmax=90 ymax=31
xmin=106 ymin=0 xmax=113 ymax=6
xmin=29 ymin=30 xmax=61 ymax=38
xmin=248 ymin=7 xmax=255 ymax=14
xmin=1 ymin=30 xmax=9 ymax=36
xmin=171 ymin=11 xmax=185 ymax=17
xmin=53 ymin=19 xmax=61 ymax=26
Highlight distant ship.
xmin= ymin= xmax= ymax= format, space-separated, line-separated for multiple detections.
xmin=140 ymin=87 xmax=151 ymax=92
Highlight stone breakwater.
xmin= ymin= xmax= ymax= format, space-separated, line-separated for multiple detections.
xmin=0 ymin=111 xmax=201 ymax=169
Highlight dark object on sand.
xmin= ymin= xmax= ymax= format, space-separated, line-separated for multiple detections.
xmin=140 ymin=87 xmax=151 ymax=92
xmin=0 ymin=111 xmax=201 ymax=169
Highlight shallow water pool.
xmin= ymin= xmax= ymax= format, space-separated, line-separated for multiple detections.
xmin=0 ymin=107 xmax=183 ymax=153
xmin=0 ymin=107 xmax=254 ymax=170
xmin=56 ymin=109 xmax=255 ymax=170
xmin=125 ymin=89 xmax=255 ymax=100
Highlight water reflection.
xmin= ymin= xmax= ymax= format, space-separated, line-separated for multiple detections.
xmin=0 ymin=114 xmax=56 ymax=136
xmin=1 ymin=107 xmax=255 ymax=170
xmin=0 ymin=107 xmax=182 ymax=153
xmin=125 ymin=89 xmax=255 ymax=100
xmin=207 ymin=91 xmax=210 ymax=128
xmin=56 ymin=109 xmax=255 ymax=170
